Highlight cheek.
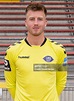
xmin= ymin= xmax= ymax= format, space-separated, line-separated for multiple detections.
xmin=27 ymin=22 xmax=33 ymax=28
xmin=41 ymin=23 xmax=46 ymax=29
xmin=26 ymin=20 xmax=32 ymax=27
xmin=26 ymin=24 xmax=33 ymax=31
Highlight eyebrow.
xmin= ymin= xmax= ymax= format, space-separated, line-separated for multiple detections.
xmin=28 ymin=16 xmax=45 ymax=19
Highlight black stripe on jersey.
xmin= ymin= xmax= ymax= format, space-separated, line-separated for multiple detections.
xmin=53 ymin=42 xmax=65 ymax=48
xmin=64 ymin=51 xmax=66 ymax=54
xmin=54 ymin=42 xmax=60 ymax=45
xmin=50 ymin=40 xmax=54 ymax=43
xmin=7 ymin=44 xmax=16 ymax=49
xmin=12 ymin=42 xmax=21 ymax=46
xmin=60 ymin=46 xmax=64 ymax=48
xmin=7 ymin=46 xmax=11 ymax=49
xmin=17 ymin=41 xmax=21 ymax=44
xmin=50 ymin=40 xmax=61 ymax=46
xmin=7 ymin=41 xmax=22 ymax=49
xmin=7 ymin=43 xmax=16 ymax=50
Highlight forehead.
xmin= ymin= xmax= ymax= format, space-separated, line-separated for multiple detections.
xmin=26 ymin=10 xmax=46 ymax=18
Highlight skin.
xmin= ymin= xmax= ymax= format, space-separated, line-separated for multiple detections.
xmin=25 ymin=10 xmax=47 ymax=46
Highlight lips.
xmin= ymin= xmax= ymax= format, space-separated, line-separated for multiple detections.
xmin=33 ymin=27 xmax=39 ymax=29
xmin=33 ymin=27 xmax=39 ymax=30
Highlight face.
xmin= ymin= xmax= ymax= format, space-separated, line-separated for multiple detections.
xmin=25 ymin=10 xmax=47 ymax=36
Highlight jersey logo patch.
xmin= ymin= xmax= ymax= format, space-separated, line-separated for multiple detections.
xmin=43 ymin=56 xmax=53 ymax=62
xmin=63 ymin=57 xmax=67 ymax=66
xmin=4 ymin=59 xmax=11 ymax=71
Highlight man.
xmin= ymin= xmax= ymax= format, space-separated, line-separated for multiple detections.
xmin=4 ymin=2 xmax=67 ymax=101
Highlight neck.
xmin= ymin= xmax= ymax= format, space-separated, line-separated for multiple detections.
xmin=26 ymin=33 xmax=45 ymax=46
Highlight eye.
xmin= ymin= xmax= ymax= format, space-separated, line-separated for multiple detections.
xmin=29 ymin=18 xmax=35 ymax=21
xmin=38 ymin=18 xmax=43 ymax=21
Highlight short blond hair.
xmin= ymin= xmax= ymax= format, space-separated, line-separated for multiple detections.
xmin=25 ymin=2 xmax=47 ymax=16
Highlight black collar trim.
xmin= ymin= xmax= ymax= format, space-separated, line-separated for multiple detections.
xmin=40 ymin=37 xmax=47 ymax=46
xmin=25 ymin=38 xmax=32 ymax=46
xmin=25 ymin=37 xmax=47 ymax=47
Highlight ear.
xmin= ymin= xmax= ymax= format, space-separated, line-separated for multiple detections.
xmin=25 ymin=20 xmax=27 ymax=27
xmin=45 ymin=19 xmax=47 ymax=27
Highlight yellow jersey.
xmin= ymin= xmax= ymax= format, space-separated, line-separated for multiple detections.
xmin=4 ymin=38 xmax=67 ymax=101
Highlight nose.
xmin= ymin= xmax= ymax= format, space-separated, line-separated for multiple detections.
xmin=34 ymin=19 xmax=38 ymax=25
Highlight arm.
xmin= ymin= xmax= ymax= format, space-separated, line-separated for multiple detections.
xmin=56 ymin=49 xmax=67 ymax=96
xmin=4 ymin=49 xmax=16 ymax=99
xmin=56 ymin=71 xmax=67 ymax=96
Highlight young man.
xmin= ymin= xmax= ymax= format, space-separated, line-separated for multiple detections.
xmin=4 ymin=2 xmax=67 ymax=101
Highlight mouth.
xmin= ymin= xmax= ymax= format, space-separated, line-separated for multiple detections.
xmin=33 ymin=27 xmax=39 ymax=30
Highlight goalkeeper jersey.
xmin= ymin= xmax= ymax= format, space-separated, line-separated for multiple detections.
xmin=4 ymin=38 xmax=67 ymax=101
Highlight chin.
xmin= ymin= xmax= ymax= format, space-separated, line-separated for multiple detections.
xmin=32 ymin=33 xmax=41 ymax=36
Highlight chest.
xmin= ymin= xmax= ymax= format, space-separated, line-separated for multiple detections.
xmin=15 ymin=47 xmax=58 ymax=73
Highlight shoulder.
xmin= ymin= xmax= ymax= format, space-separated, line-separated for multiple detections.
xmin=6 ymin=39 xmax=24 ymax=54
xmin=47 ymin=38 xmax=66 ymax=54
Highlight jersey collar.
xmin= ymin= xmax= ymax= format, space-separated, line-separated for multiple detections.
xmin=24 ymin=37 xmax=47 ymax=47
